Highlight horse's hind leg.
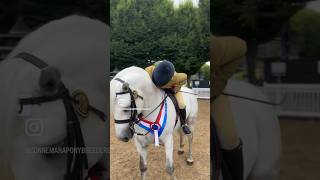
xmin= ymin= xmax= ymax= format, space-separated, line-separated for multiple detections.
xmin=186 ymin=132 xmax=194 ymax=165
xmin=165 ymin=134 xmax=176 ymax=180
xmin=178 ymin=129 xmax=184 ymax=155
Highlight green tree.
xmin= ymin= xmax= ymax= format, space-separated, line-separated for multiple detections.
xmin=212 ymin=0 xmax=305 ymax=83
xmin=111 ymin=0 xmax=177 ymax=69
xmin=290 ymin=9 xmax=320 ymax=58
xmin=111 ymin=0 xmax=210 ymax=81
xmin=174 ymin=1 xmax=205 ymax=76
xmin=200 ymin=63 xmax=210 ymax=80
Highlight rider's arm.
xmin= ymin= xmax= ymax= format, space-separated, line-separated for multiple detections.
xmin=161 ymin=72 xmax=187 ymax=91
xmin=211 ymin=35 xmax=247 ymax=67
xmin=211 ymin=35 xmax=247 ymax=98
xmin=145 ymin=65 xmax=155 ymax=77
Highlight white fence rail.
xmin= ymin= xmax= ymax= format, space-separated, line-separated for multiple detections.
xmin=192 ymin=88 xmax=210 ymax=100
xmin=190 ymin=84 xmax=320 ymax=117
xmin=262 ymin=83 xmax=320 ymax=118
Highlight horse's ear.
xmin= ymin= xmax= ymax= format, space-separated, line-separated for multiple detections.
xmin=39 ymin=66 xmax=61 ymax=95
xmin=122 ymin=83 xmax=129 ymax=92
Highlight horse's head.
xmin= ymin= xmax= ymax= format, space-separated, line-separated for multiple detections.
xmin=0 ymin=15 xmax=108 ymax=180
xmin=110 ymin=66 xmax=156 ymax=142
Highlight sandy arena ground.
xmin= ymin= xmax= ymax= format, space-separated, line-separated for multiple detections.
xmin=279 ymin=118 xmax=320 ymax=180
xmin=110 ymin=100 xmax=210 ymax=180
xmin=110 ymin=102 xmax=320 ymax=180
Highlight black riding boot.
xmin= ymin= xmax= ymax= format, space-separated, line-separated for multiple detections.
xmin=180 ymin=108 xmax=191 ymax=134
xmin=221 ymin=141 xmax=243 ymax=180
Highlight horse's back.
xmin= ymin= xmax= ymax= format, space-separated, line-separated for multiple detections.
xmin=181 ymin=87 xmax=198 ymax=122
xmin=226 ymin=80 xmax=281 ymax=179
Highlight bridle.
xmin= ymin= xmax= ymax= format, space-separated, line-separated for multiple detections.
xmin=114 ymin=78 xmax=169 ymax=135
xmin=113 ymin=78 xmax=144 ymax=135
xmin=15 ymin=52 xmax=106 ymax=180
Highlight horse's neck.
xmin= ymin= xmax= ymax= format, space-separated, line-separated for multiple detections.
xmin=141 ymin=87 xmax=164 ymax=118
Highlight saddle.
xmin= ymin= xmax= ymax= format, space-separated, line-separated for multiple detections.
xmin=164 ymin=89 xmax=181 ymax=127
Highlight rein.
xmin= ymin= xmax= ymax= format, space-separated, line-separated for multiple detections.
xmin=179 ymin=90 xmax=198 ymax=96
xmin=221 ymin=92 xmax=284 ymax=106
xmin=211 ymin=91 xmax=285 ymax=106
xmin=113 ymin=78 xmax=169 ymax=137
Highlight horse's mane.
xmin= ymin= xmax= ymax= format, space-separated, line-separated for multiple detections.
xmin=114 ymin=66 xmax=148 ymax=79
xmin=110 ymin=66 xmax=157 ymax=112
xmin=112 ymin=66 xmax=156 ymax=89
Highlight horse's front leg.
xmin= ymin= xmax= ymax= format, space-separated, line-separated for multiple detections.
xmin=134 ymin=138 xmax=148 ymax=180
xmin=164 ymin=134 xmax=176 ymax=180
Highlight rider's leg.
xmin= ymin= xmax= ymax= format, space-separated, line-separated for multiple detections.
xmin=175 ymin=91 xmax=191 ymax=134
xmin=213 ymin=94 xmax=243 ymax=180
xmin=211 ymin=35 xmax=247 ymax=180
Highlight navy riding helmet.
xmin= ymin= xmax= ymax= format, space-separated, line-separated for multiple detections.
xmin=152 ymin=60 xmax=175 ymax=87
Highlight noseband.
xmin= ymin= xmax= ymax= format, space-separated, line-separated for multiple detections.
xmin=15 ymin=52 xmax=106 ymax=180
xmin=113 ymin=78 xmax=144 ymax=135
xmin=114 ymin=78 xmax=170 ymax=138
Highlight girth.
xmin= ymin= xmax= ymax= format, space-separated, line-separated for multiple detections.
xmin=15 ymin=52 xmax=106 ymax=180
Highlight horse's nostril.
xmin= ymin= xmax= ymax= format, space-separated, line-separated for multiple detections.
xmin=129 ymin=131 xmax=134 ymax=138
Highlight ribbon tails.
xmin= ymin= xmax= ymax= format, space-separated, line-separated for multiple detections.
xmin=137 ymin=98 xmax=168 ymax=147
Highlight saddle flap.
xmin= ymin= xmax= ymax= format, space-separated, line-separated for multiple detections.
xmin=164 ymin=89 xmax=180 ymax=126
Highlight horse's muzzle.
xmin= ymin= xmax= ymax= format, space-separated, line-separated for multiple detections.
xmin=119 ymin=137 xmax=130 ymax=142
xmin=119 ymin=129 xmax=133 ymax=142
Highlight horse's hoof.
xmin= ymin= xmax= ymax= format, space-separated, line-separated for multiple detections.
xmin=186 ymin=160 xmax=193 ymax=166
xmin=178 ymin=150 xmax=184 ymax=155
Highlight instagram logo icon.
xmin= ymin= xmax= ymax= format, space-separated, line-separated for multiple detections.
xmin=25 ymin=119 xmax=43 ymax=136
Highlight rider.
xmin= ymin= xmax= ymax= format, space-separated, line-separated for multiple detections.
xmin=211 ymin=35 xmax=247 ymax=180
xmin=145 ymin=60 xmax=192 ymax=135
